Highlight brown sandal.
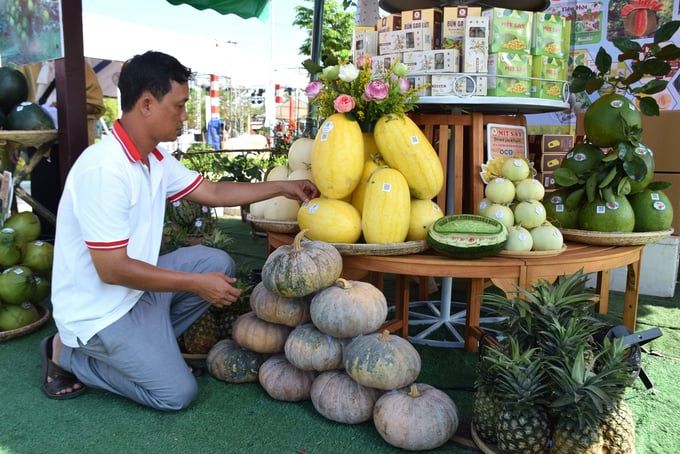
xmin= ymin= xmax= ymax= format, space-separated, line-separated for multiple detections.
xmin=40 ymin=335 xmax=87 ymax=400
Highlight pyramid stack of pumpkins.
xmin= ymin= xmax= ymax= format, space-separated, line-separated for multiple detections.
xmin=206 ymin=230 xmax=459 ymax=451
xmin=252 ymin=114 xmax=446 ymax=245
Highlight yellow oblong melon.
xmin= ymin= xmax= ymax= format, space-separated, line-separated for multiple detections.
xmin=362 ymin=167 xmax=410 ymax=244
xmin=374 ymin=114 xmax=443 ymax=200
xmin=407 ymin=199 xmax=444 ymax=241
xmin=311 ymin=114 xmax=364 ymax=199
xmin=351 ymin=159 xmax=380 ymax=215
xmin=297 ymin=197 xmax=361 ymax=244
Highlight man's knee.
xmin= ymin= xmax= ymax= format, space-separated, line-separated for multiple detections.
xmin=196 ymin=245 xmax=236 ymax=276
xmin=152 ymin=376 xmax=198 ymax=411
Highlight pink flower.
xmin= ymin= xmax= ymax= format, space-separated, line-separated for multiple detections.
xmin=363 ymin=80 xmax=389 ymax=102
xmin=333 ymin=94 xmax=355 ymax=113
xmin=305 ymin=81 xmax=323 ymax=100
xmin=355 ymin=55 xmax=372 ymax=69
xmin=398 ymin=77 xmax=410 ymax=93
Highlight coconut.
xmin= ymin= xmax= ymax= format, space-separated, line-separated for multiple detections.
xmin=0 ymin=227 xmax=21 ymax=267
xmin=484 ymin=178 xmax=516 ymax=204
xmin=22 ymin=240 xmax=54 ymax=275
xmin=505 ymin=225 xmax=533 ymax=251
xmin=0 ymin=266 xmax=35 ymax=305
xmin=531 ymin=224 xmax=564 ymax=251
xmin=0 ymin=302 xmax=39 ymax=331
xmin=4 ymin=212 xmax=41 ymax=243
xmin=30 ymin=275 xmax=51 ymax=304
xmin=514 ymin=201 xmax=547 ymax=229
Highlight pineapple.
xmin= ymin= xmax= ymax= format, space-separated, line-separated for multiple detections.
xmin=181 ymin=310 xmax=220 ymax=354
xmin=473 ymin=342 xmax=502 ymax=444
xmin=487 ymin=339 xmax=550 ymax=453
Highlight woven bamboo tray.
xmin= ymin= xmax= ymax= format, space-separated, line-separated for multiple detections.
xmin=0 ymin=130 xmax=58 ymax=148
xmin=327 ymin=239 xmax=429 ymax=256
xmin=559 ymin=228 xmax=674 ymax=246
xmin=470 ymin=424 xmax=500 ymax=454
xmin=498 ymin=244 xmax=567 ymax=258
xmin=246 ymin=214 xmax=300 ymax=234
xmin=0 ymin=304 xmax=51 ymax=342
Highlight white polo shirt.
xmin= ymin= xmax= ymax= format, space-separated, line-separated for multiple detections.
xmin=52 ymin=120 xmax=204 ymax=348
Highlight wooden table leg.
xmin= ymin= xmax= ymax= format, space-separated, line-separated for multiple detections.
xmin=465 ymin=278 xmax=485 ymax=352
xmin=394 ymin=275 xmax=410 ymax=338
xmin=623 ymin=259 xmax=641 ymax=331
xmin=596 ymin=270 xmax=610 ymax=314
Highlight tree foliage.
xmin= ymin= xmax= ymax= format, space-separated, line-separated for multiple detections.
xmin=293 ymin=0 xmax=354 ymax=63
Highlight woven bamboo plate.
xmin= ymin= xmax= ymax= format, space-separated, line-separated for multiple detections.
xmin=182 ymin=352 xmax=208 ymax=360
xmin=470 ymin=424 xmax=500 ymax=454
xmin=0 ymin=130 xmax=58 ymax=148
xmin=559 ymin=228 xmax=674 ymax=246
xmin=0 ymin=304 xmax=51 ymax=342
xmin=328 ymin=239 xmax=429 ymax=256
xmin=498 ymin=244 xmax=567 ymax=258
xmin=246 ymin=214 xmax=300 ymax=234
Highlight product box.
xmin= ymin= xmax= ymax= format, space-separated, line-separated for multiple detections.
xmin=371 ymin=54 xmax=400 ymax=76
xmin=541 ymin=151 xmax=567 ymax=172
xmin=406 ymin=75 xmax=432 ymax=96
xmin=379 ymin=29 xmax=423 ymax=55
xmin=353 ymin=29 xmax=379 ymax=59
xmin=377 ymin=14 xmax=401 ymax=32
xmin=442 ymin=6 xmax=482 ymax=50
xmin=532 ymin=12 xmax=566 ymax=58
xmin=539 ymin=171 xmax=557 ymax=190
xmin=402 ymin=8 xmax=442 ymax=51
xmin=403 ymin=49 xmax=460 ymax=73
xmin=462 ymin=15 xmax=489 ymax=73
xmin=542 ymin=134 xmax=574 ymax=153
xmin=431 ymin=74 xmax=487 ymax=96
xmin=531 ymin=56 xmax=567 ymax=100
xmin=487 ymin=53 xmax=532 ymax=97
xmin=483 ymin=8 xmax=533 ymax=54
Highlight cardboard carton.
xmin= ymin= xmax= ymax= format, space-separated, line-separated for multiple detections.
xmin=379 ymin=29 xmax=423 ymax=54
xmin=402 ymin=8 xmax=442 ymax=51
xmin=442 ymin=6 xmax=481 ymax=50
xmin=377 ymin=14 xmax=401 ymax=32
xmin=483 ymin=8 xmax=533 ymax=54
xmin=403 ymin=49 xmax=459 ymax=73
xmin=532 ymin=13 xmax=566 ymax=58
xmin=463 ymin=15 xmax=489 ymax=73
xmin=488 ymin=53 xmax=532 ymax=97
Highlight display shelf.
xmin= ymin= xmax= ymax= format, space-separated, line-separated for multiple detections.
xmin=417 ymin=95 xmax=570 ymax=115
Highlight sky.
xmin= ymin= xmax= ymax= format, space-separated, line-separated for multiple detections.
xmin=81 ymin=0 xmax=316 ymax=88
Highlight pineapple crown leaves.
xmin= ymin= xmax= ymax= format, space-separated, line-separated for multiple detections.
xmin=537 ymin=317 xmax=601 ymax=363
xmin=595 ymin=337 xmax=637 ymax=392
xmin=483 ymin=339 xmax=550 ymax=408
xmin=570 ymin=20 xmax=680 ymax=117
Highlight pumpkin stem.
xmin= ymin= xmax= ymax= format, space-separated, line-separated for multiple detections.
xmin=408 ymin=383 xmax=421 ymax=398
xmin=335 ymin=278 xmax=352 ymax=289
xmin=293 ymin=229 xmax=309 ymax=250
xmin=379 ymin=330 xmax=391 ymax=342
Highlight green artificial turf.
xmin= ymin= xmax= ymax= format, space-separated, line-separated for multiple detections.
xmin=0 ymin=217 xmax=678 ymax=453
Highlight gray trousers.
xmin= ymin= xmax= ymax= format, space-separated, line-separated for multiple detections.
xmin=59 ymin=245 xmax=236 ymax=411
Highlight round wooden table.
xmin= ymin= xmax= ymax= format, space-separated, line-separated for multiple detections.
xmin=267 ymin=233 xmax=644 ymax=352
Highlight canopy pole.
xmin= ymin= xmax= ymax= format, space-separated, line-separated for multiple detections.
xmin=310 ymin=0 xmax=324 ymax=70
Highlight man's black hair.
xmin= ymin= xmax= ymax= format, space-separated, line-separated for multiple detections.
xmin=118 ymin=51 xmax=193 ymax=112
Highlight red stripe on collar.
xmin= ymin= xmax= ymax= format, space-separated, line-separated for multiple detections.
xmin=112 ymin=120 xmax=164 ymax=162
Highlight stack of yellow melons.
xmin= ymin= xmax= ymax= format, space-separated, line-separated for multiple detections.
xmin=296 ymin=113 xmax=445 ymax=244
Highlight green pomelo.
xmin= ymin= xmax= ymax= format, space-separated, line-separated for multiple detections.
xmin=5 ymin=211 xmax=41 ymax=243
xmin=0 ymin=67 xmax=29 ymax=114
xmin=628 ymin=189 xmax=674 ymax=232
xmin=584 ymin=94 xmax=641 ymax=148
xmin=6 ymin=102 xmax=55 ymax=131
xmin=578 ymin=195 xmax=635 ymax=232
xmin=0 ymin=302 xmax=39 ymax=331
xmin=0 ymin=265 xmax=35 ymax=305
xmin=560 ymin=143 xmax=604 ymax=177
xmin=485 ymin=178 xmax=516 ymax=204
xmin=514 ymin=201 xmax=547 ymax=229
xmin=501 ymin=158 xmax=530 ymax=182
xmin=543 ymin=189 xmax=579 ymax=229
xmin=484 ymin=204 xmax=514 ymax=229
xmin=22 ymin=240 xmax=54 ymax=275
xmin=515 ymin=178 xmax=545 ymax=202
xmin=530 ymin=224 xmax=564 ymax=251
xmin=627 ymin=144 xmax=655 ymax=194
xmin=505 ymin=225 xmax=533 ymax=251
xmin=30 ymin=275 xmax=51 ymax=304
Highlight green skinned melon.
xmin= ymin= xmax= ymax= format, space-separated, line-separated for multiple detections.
xmin=343 ymin=330 xmax=421 ymax=390
xmin=262 ymin=230 xmax=342 ymax=297
xmin=206 ymin=339 xmax=268 ymax=383
xmin=427 ymin=214 xmax=508 ymax=259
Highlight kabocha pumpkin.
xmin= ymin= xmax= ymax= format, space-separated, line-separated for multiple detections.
xmin=284 ymin=323 xmax=344 ymax=372
xmin=311 ymin=113 xmax=364 ymax=199
xmin=311 ymin=370 xmax=382 ymax=424
xmin=361 ymin=167 xmax=411 ymax=244
xmin=258 ymin=355 xmax=316 ymax=402
xmin=262 ymin=229 xmax=342 ymax=298
xmin=297 ymin=198 xmax=362 ymax=244
xmin=249 ymin=282 xmax=311 ymax=327
xmin=374 ymin=114 xmax=444 ymax=200
xmin=206 ymin=339 xmax=268 ymax=383
xmin=310 ymin=278 xmax=388 ymax=338
xmin=344 ymin=330 xmax=421 ymax=390
xmin=231 ymin=311 xmax=292 ymax=354
xmin=373 ymin=383 xmax=460 ymax=451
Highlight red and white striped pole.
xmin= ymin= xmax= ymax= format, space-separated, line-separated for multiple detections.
xmin=275 ymin=84 xmax=283 ymax=104
xmin=209 ymin=74 xmax=220 ymax=119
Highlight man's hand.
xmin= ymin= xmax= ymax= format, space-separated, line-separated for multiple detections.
xmin=194 ymin=272 xmax=242 ymax=308
xmin=283 ymin=179 xmax=319 ymax=203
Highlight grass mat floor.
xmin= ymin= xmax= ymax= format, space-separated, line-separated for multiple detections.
xmin=0 ymin=217 xmax=678 ymax=453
